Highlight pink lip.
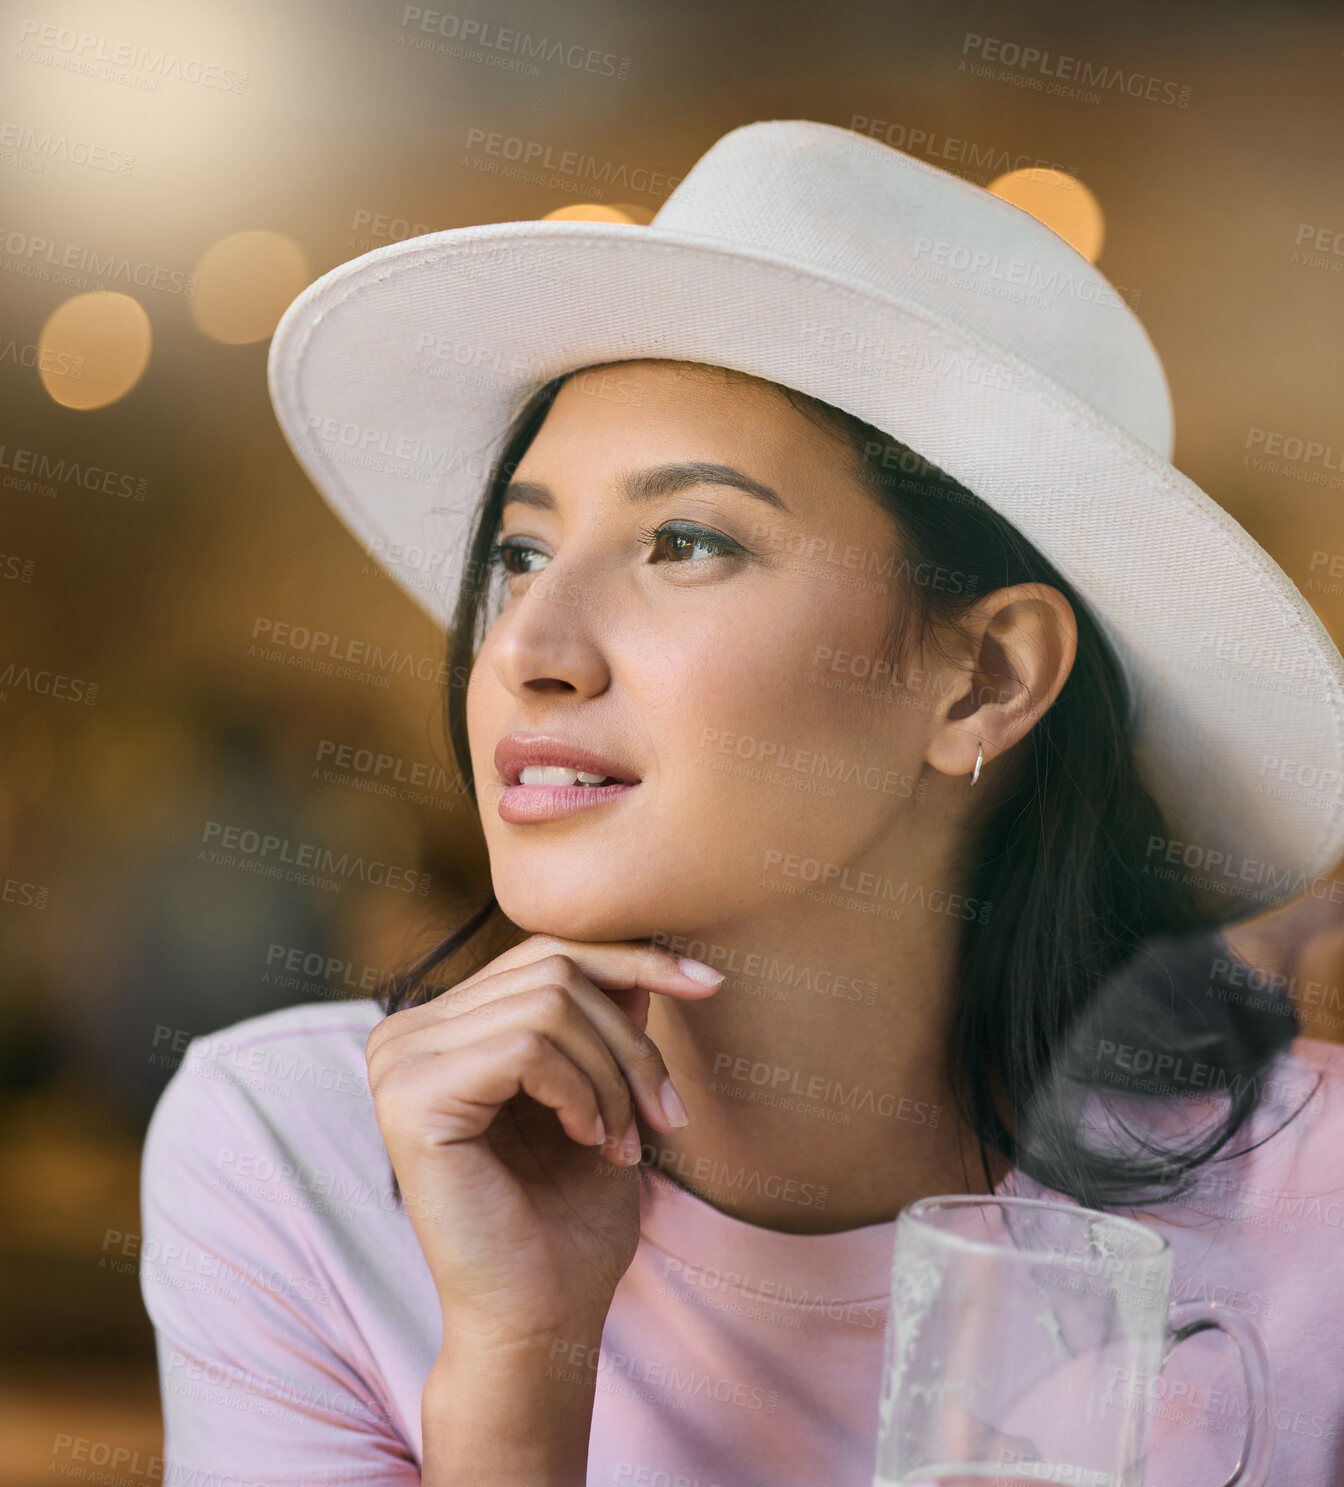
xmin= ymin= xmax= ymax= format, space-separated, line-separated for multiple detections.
xmin=493 ymin=732 xmax=641 ymax=787
xmin=495 ymin=779 xmax=639 ymax=823
xmin=492 ymin=732 xmax=642 ymax=825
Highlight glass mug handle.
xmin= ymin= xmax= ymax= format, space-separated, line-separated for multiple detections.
xmin=1158 ymin=1300 xmax=1276 ymax=1485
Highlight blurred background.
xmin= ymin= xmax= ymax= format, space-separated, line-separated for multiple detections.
xmin=3 ymin=0 xmax=1344 ymax=1479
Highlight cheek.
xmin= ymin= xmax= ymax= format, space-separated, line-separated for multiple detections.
xmin=740 ymin=589 xmax=918 ymax=826
xmin=652 ymin=602 xmax=889 ymax=833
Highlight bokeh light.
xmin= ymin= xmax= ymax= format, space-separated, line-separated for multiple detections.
xmin=37 ymin=292 xmax=152 ymax=410
xmin=539 ymin=202 xmax=653 ymax=224
xmin=987 ymin=167 xmax=1106 ymax=263
xmin=190 ymin=230 xmax=310 ymax=345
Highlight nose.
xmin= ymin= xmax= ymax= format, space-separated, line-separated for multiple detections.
xmin=488 ymin=562 xmax=613 ymax=698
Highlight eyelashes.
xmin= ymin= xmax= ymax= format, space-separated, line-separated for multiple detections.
xmin=636 ymin=521 xmax=745 ymax=564
xmin=483 ymin=520 xmax=746 ymax=578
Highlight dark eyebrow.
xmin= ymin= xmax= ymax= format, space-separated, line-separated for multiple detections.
xmin=501 ymin=461 xmax=790 ymax=515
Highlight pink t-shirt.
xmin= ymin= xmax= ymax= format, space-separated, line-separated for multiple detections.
xmin=140 ymin=999 xmax=1344 ymax=1485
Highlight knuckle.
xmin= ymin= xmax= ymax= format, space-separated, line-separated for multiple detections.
xmin=603 ymin=1071 xmax=635 ymax=1123
xmin=368 ymin=1050 xmax=413 ymax=1102
xmin=537 ymin=952 xmax=579 ymax=983
xmin=626 ymin=1029 xmax=662 ymax=1067
xmin=365 ymin=1036 xmax=395 ymax=1081
xmin=530 ymin=981 xmax=573 ymax=1020
xmin=511 ymin=1026 xmax=550 ymax=1063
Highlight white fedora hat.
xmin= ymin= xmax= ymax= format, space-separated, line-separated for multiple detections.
xmin=266 ymin=117 xmax=1344 ymax=915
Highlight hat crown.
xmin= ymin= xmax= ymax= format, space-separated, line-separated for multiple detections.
xmin=652 ymin=119 xmax=1174 ymax=460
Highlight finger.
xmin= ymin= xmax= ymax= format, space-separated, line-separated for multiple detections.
xmin=448 ymin=980 xmax=642 ymax=1148
xmin=450 ymin=934 xmax=726 ymax=1017
xmin=378 ymin=964 xmax=681 ymax=1138
xmin=376 ymin=1029 xmax=618 ymax=1157
xmin=367 ymin=934 xmax=721 ymax=1063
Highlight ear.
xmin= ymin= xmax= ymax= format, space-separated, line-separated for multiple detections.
xmin=925 ymin=583 xmax=1079 ymax=783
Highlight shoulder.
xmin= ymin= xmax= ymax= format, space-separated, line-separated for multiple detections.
xmin=1160 ymin=1033 xmax=1344 ymax=1235
xmin=138 ymin=998 xmax=426 ymax=1476
xmin=153 ymin=997 xmax=383 ymax=1100
xmin=142 ymin=998 xmax=390 ymax=1199
xmin=1252 ymin=1033 xmax=1344 ymax=1182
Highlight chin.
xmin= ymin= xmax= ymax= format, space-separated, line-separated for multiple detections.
xmin=494 ymin=890 xmax=649 ymax=945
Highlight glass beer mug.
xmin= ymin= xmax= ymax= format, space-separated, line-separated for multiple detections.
xmin=873 ymin=1196 xmax=1275 ymax=1487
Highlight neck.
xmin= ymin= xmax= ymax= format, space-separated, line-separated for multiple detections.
xmin=639 ymin=895 xmax=1013 ymax=1236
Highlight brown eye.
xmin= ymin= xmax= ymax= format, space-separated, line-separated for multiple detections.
xmin=485 ymin=538 xmax=549 ymax=577
xmin=639 ymin=522 xmax=743 ymax=563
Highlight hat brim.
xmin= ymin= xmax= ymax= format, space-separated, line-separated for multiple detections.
xmin=267 ymin=219 xmax=1344 ymax=915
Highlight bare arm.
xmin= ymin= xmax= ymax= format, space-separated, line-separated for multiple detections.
xmin=421 ymin=1318 xmax=607 ymax=1487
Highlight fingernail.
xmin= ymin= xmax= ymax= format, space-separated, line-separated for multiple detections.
xmin=659 ymin=1078 xmax=689 ymax=1127
xmin=678 ymin=956 xmax=725 ymax=986
xmin=620 ymin=1117 xmax=642 ymax=1164
xmin=591 ymin=1114 xmax=606 ymax=1147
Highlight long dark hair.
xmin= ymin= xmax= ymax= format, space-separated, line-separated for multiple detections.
xmin=380 ymin=361 xmax=1320 ymax=1211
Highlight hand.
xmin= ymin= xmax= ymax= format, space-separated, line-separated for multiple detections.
xmin=366 ymin=933 xmax=723 ymax=1342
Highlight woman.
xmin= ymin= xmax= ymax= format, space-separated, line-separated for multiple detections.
xmin=141 ymin=121 xmax=1344 ymax=1486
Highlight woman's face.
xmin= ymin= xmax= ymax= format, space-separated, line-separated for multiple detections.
xmin=466 ymin=358 xmax=941 ymax=943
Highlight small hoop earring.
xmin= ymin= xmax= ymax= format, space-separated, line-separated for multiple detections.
xmin=971 ymin=742 xmax=983 ymax=787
